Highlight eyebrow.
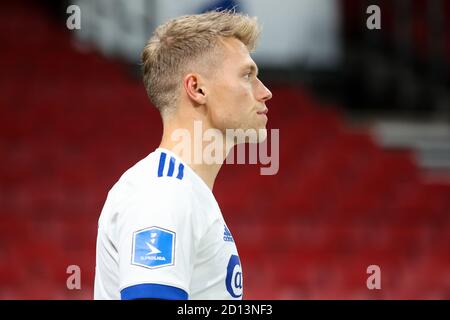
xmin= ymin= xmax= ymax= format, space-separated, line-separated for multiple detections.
xmin=243 ymin=63 xmax=259 ymax=76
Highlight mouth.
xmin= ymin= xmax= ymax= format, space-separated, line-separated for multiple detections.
xmin=256 ymin=108 xmax=268 ymax=115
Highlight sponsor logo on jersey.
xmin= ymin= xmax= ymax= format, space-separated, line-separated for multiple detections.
xmin=225 ymin=255 xmax=243 ymax=298
xmin=223 ymin=225 xmax=234 ymax=242
xmin=132 ymin=226 xmax=175 ymax=269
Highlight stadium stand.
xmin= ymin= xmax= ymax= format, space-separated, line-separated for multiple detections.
xmin=0 ymin=1 xmax=448 ymax=299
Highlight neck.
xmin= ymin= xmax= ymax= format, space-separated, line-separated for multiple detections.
xmin=159 ymin=119 xmax=234 ymax=191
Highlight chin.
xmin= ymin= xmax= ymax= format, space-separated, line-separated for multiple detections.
xmin=256 ymin=128 xmax=268 ymax=143
xmin=247 ymin=121 xmax=267 ymax=143
xmin=227 ymin=125 xmax=267 ymax=145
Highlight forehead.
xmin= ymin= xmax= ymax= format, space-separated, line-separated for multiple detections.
xmin=218 ymin=37 xmax=255 ymax=68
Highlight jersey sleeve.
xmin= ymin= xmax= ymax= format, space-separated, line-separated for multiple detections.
xmin=117 ymin=180 xmax=198 ymax=300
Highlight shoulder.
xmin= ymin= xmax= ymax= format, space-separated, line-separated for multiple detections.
xmin=99 ymin=151 xmax=194 ymax=227
xmin=117 ymin=153 xmax=194 ymax=212
xmin=110 ymin=150 xmax=190 ymax=199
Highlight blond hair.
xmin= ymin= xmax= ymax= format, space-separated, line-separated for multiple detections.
xmin=141 ymin=10 xmax=260 ymax=116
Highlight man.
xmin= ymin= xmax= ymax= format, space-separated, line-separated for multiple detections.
xmin=94 ymin=10 xmax=272 ymax=300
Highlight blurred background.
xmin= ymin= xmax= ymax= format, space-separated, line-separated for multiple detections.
xmin=0 ymin=0 xmax=449 ymax=299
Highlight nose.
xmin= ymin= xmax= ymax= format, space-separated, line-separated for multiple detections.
xmin=256 ymin=78 xmax=272 ymax=102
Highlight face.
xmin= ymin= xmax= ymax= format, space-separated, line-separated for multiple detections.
xmin=204 ymin=37 xmax=272 ymax=142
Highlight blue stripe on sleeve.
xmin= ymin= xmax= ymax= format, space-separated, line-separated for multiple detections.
xmin=157 ymin=152 xmax=167 ymax=177
xmin=120 ymin=283 xmax=188 ymax=300
xmin=176 ymin=163 xmax=184 ymax=180
xmin=167 ymin=156 xmax=176 ymax=177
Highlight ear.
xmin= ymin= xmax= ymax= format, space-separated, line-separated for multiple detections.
xmin=183 ymin=73 xmax=207 ymax=105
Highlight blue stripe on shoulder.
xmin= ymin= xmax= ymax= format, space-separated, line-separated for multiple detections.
xmin=156 ymin=152 xmax=184 ymax=180
xmin=120 ymin=283 xmax=188 ymax=300
xmin=167 ymin=156 xmax=176 ymax=177
xmin=157 ymin=152 xmax=166 ymax=177
xmin=176 ymin=163 xmax=184 ymax=180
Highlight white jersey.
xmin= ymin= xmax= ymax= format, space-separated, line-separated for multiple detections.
xmin=94 ymin=148 xmax=243 ymax=300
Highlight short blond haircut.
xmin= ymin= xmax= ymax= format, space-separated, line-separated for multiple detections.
xmin=141 ymin=10 xmax=260 ymax=116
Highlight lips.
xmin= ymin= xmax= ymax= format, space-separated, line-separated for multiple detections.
xmin=257 ymin=108 xmax=268 ymax=115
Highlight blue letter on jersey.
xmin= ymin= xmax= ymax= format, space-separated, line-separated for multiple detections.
xmin=225 ymin=255 xmax=243 ymax=298
xmin=132 ymin=226 xmax=175 ymax=269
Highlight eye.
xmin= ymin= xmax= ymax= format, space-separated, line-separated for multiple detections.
xmin=243 ymin=72 xmax=252 ymax=80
